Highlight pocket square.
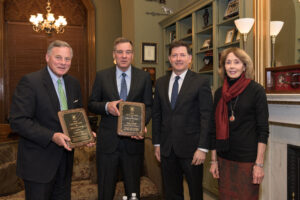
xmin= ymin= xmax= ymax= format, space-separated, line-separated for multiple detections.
xmin=73 ymin=99 xmax=79 ymax=103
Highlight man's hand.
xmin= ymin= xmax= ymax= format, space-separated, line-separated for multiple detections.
xmin=52 ymin=132 xmax=72 ymax=151
xmin=191 ymin=149 xmax=206 ymax=165
xmin=131 ymin=127 xmax=147 ymax=140
xmin=154 ymin=146 xmax=161 ymax=162
xmin=86 ymin=131 xmax=97 ymax=147
xmin=252 ymin=165 xmax=264 ymax=184
xmin=107 ymin=99 xmax=123 ymax=116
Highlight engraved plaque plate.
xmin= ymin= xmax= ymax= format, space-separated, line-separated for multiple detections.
xmin=117 ymin=102 xmax=145 ymax=137
xmin=58 ymin=108 xmax=94 ymax=148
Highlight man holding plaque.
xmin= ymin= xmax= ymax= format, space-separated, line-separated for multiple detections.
xmin=88 ymin=37 xmax=153 ymax=199
xmin=9 ymin=40 xmax=83 ymax=200
xmin=152 ymin=40 xmax=213 ymax=200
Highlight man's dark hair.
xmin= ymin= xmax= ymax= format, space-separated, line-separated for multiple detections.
xmin=168 ymin=40 xmax=192 ymax=56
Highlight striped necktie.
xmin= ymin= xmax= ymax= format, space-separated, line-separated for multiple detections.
xmin=57 ymin=79 xmax=68 ymax=110
xmin=171 ymin=76 xmax=180 ymax=109
xmin=120 ymin=73 xmax=127 ymax=101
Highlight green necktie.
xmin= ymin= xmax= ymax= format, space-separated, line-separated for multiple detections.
xmin=57 ymin=79 xmax=68 ymax=110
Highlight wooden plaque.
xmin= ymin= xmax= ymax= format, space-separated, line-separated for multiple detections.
xmin=117 ymin=102 xmax=145 ymax=137
xmin=58 ymin=108 xmax=94 ymax=148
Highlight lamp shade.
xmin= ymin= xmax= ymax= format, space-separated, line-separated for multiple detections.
xmin=270 ymin=21 xmax=284 ymax=36
xmin=234 ymin=18 xmax=254 ymax=34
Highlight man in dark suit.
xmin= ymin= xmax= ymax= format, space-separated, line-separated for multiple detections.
xmin=88 ymin=37 xmax=153 ymax=199
xmin=152 ymin=40 xmax=213 ymax=200
xmin=9 ymin=40 xmax=83 ymax=200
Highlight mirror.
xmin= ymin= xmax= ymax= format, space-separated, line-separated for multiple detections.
xmin=271 ymin=0 xmax=300 ymax=66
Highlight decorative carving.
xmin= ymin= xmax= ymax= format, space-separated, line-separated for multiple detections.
xmin=4 ymin=0 xmax=86 ymax=26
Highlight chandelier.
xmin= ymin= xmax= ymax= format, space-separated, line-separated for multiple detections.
xmin=29 ymin=0 xmax=67 ymax=34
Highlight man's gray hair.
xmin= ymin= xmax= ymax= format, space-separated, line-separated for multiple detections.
xmin=47 ymin=40 xmax=73 ymax=57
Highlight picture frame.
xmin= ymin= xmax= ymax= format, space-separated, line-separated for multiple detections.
xmin=142 ymin=67 xmax=156 ymax=89
xmin=201 ymin=38 xmax=211 ymax=49
xmin=225 ymin=28 xmax=235 ymax=44
xmin=223 ymin=0 xmax=239 ymax=20
xmin=236 ymin=31 xmax=240 ymax=41
xmin=142 ymin=42 xmax=157 ymax=64
xmin=169 ymin=31 xmax=176 ymax=43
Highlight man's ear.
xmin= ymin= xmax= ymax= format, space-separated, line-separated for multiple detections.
xmin=45 ymin=53 xmax=49 ymax=62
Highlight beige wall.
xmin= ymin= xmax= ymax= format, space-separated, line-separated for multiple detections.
xmin=271 ymin=0 xmax=295 ymax=66
xmin=92 ymin=0 xmax=122 ymax=71
xmin=120 ymin=0 xmax=186 ymax=78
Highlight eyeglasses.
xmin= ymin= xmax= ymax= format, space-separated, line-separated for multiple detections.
xmin=114 ymin=50 xmax=133 ymax=55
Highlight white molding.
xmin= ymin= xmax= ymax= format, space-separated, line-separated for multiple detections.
xmin=267 ymin=94 xmax=300 ymax=102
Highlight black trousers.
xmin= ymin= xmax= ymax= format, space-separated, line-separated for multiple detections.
xmin=24 ymin=151 xmax=72 ymax=200
xmin=161 ymin=149 xmax=203 ymax=200
xmin=97 ymin=140 xmax=143 ymax=200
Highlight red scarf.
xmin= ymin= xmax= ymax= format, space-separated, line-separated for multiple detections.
xmin=215 ymin=73 xmax=251 ymax=151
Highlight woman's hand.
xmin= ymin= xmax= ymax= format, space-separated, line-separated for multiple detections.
xmin=252 ymin=165 xmax=264 ymax=184
xmin=209 ymin=161 xmax=219 ymax=179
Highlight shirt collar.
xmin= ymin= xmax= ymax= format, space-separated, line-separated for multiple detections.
xmin=171 ymin=69 xmax=188 ymax=81
xmin=47 ymin=66 xmax=62 ymax=83
xmin=116 ymin=65 xmax=132 ymax=79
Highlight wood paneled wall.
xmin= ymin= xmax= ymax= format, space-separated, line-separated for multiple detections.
xmin=0 ymin=0 xmax=95 ymax=123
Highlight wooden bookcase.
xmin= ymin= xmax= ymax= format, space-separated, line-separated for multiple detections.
xmin=160 ymin=0 xmax=248 ymax=91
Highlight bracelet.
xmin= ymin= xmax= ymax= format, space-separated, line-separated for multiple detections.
xmin=210 ymin=160 xmax=218 ymax=164
xmin=254 ymin=163 xmax=264 ymax=168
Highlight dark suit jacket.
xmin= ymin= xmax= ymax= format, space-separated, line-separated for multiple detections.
xmin=88 ymin=66 xmax=153 ymax=155
xmin=152 ymin=70 xmax=213 ymax=158
xmin=9 ymin=67 xmax=82 ymax=183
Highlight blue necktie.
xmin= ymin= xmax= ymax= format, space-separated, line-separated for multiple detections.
xmin=171 ymin=76 xmax=180 ymax=109
xmin=120 ymin=73 xmax=127 ymax=101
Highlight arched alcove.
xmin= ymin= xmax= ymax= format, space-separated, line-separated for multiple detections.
xmin=0 ymin=0 xmax=95 ymax=123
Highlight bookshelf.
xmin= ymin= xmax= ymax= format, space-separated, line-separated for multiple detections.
xmin=160 ymin=0 xmax=248 ymax=90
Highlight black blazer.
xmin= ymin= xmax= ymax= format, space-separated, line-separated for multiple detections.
xmin=88 ymin=66 xmax=153 ymax=155
xmin=152 ymin=70 xmax=213 ymax=158
xmin=9 ymin=67 xmax=82 ymax=183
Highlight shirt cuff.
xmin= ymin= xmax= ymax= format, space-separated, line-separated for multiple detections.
xmin=105 ymin=102 xmax=109 ymax=115
xmin=154 ymin=144 xmax=160 ymax=147
xmin=198 ymin=148 xmax=208 ymax=153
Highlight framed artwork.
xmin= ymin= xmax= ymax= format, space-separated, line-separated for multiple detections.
xmin=201 ymin=38 xmax=211 ymax=49
xmin=142 ymin=42 xmax=157 ymax=64
xmin=225 ymin=28 xmax=235 ymax=44
xmin=236 ymin=31 xmax=240 ymax=41
xmin=169 ymin=31 xmax=176 ymax=43
xmin=142 ymin=67 xmax=156 ymax=94
xmin=223 ymin=0 xmax=239 ymax=19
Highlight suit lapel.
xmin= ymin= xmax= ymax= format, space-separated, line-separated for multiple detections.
xmin=174 ymin=70 xmax=194 ymax=110
xmin=126 ymin=67 xmax=136 ymax=101
xmin=110 ymin=67 xmax=120 ymax=99
xmin=163 ymin=74 xmax=172 ymax=110
xmin=63 ymin=75 xmax=74 ymax=109
xmin=42 ymin=67 xmax=60 ymax=112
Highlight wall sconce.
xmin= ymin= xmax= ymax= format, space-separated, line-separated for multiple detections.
xmin=270 ymin=21 xmax=284 ymax=67
xmin=234 ymin=18 xmax=255 ymax=50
